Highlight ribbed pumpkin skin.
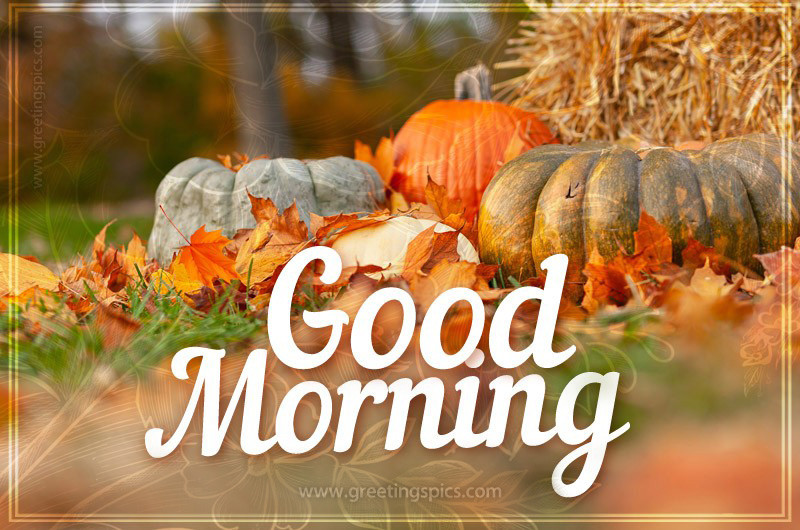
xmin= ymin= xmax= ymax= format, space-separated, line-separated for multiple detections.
xmin=147 ymin=156 xmax=384 ymax=264
xmin=478 ymin=134 xmax=800 ymax=284
xmin=392 ymin=100 xmax=556 ymax=218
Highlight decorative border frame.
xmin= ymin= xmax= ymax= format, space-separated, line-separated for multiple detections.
xmin=5 ymin=1 xmax=794 ymax=525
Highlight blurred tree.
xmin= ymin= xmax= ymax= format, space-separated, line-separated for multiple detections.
xmin=226 ymin=1 xmax=293 ymax=157
xmin=315 ymin=0 xmax=360 ymax=79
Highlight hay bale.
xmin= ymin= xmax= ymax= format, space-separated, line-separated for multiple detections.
xmin=495 ymin=2 xmax=799 ymax=144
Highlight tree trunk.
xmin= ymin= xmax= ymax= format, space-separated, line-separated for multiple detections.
xmin=227 ymin=3 xmax=293 ymax=157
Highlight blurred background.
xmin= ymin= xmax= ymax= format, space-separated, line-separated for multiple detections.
xmin=1 ymin=1 xmax=528 ymax=262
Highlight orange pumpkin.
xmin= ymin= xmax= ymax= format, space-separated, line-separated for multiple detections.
xmin=391 ymin=99 xmax=556 ymax=219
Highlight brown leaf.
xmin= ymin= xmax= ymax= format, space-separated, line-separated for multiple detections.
xmin=313 ymin=210 xmax=394 ymax=244
xmin=682 ymin=238 xmax=734 ymax=276
xmin=94 ymin=303 xmax=141 ymax=350
xmin=247 ymin=192 xmax=280 ymax=224
xmin=235 ymin=201 xmax=311 ymax=283
xmin=409 ymin=260 xmax=482 ymax=312
xmin=400 ymin=225 xmax=460 ymax=282
xmin=425 ymin=178 xmax=465 ymax=222
xmin=581 ymin=249 xmax=631 ymax=311
xmin=632 ymin=211 xmax=672 ymax=268
xmin=756 ymin=246 xmax=800 ymax=291
xmin=92 ymin=219 xmax=115 ymax=259
xmin=313 ymin=264 xmax=385 ymax=294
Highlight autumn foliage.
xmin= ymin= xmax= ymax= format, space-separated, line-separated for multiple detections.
xmin=3 ymin=178 xmax=799 ymax=387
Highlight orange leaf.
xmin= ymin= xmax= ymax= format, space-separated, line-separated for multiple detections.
xmin=355 ymin=137 xmax=395 ymax=186
xmin=313 ymin=210 xmax=394 ymax=244
xmin=235 ymin=201 xmax=311 ymax=283
xmin=409 ymin=260 xmax=484 ymax=312
xmin=95 ymin=303 xmax=141 ymax=350
xmin=121 ymin=232 xmax=147 ymax=279
xmin=401 ymin=225 xmax=461 ymax=282
xmin=0 ymin=253 xmax=59 ymax=296
xmin=682 ymin=238 xmax=734 ymax=276
xmin=581 ymin=249 xmax=631 ymax=311
xmin=633 ymin=211 xmax=672 ymax=268
xmin=172 ymin=226 xmax=239 ymax=287
xmin=248 ymin=192 xmax=280 ymax=224
xmin=424 ymin=178 xmax=465 ymax=222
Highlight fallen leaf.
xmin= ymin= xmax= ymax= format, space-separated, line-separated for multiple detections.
xmin=313 ymin=210 xmax=394 ymax=244
xmin=120 ymin=232 xmax=147 ymax=279
xmin=172 ymin=226 xmax=240 ymax=287
xmin=218 ymin=152 xmax=269 ymax=171
xmin=355 ymin=137 xmax=395 ymax=186
xmin=756 ymin=245 xmax=800 ymax=292
xmin=248 ymin=192 xmax=280 ymax=224
xmin=409 ymin=260 xmax=490 ymax=312
xmin=170 ymin=262 xmax=204 ymax=295
xmin=581 ymin=249 xmax=630 ymax=311
xmin=149 ymin=269 xmax=175 ymax=295
xmin=95 ymin=303 xmax=141 ymax=350
xmin=401 ymin=225 xmax=461 ymax=282
xmin=235 ymin=198 xmax=310 ymax=283
xmin=0 ymin=253 xmax=60 ymax=296
xmin=682 ymin=238 xmax=734 ymax=276
xmin=313 ymin=264 xmax=385 ymax=294
xmin=633 ymin=211 xmax=672 ymax=267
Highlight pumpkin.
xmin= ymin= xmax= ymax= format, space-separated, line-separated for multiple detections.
xmin=331 ymin=216 xmax=479 ymax=279
xmin=147 ymin=156 xmax=384 ymax=264
xmin=478 ymin=134 xmax=800 ymax=284
xmin=391 ymin=100 xmax=557 ymax=220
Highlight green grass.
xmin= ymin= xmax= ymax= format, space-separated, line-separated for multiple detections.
xmin=1 ymin=200 xmax=154 ymax=267
xmin=3 ymin=279 xmax=264 ymax=398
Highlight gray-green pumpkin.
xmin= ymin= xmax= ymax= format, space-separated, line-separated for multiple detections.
xmin=147 ymin=156 xmax=384 ymax=264
xmin=478 ymin=133 xmax=800 ymax=285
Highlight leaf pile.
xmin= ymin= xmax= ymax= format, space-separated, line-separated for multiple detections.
xmin=2 ymin=179 xmax=798 ymax=391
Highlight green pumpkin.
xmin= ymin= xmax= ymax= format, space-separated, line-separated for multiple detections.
xmin=478 ymin=134 xmax=800 ymax=284
xmin=147 ymin=156 xmax=384 ymax=264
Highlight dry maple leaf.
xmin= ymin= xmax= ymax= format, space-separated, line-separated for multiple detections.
xmin=632 ymin=211 xmax=672 ymax=267
xmin=581 ymin=211 xmax=683 ymax=311
xmin=756 ymin=245 xmax=800 ymax=293
xmin=409 ymin=259 xmax=495 ymax=312
xmin=681 ymin=238 xmax=734 ymax=277
xmin=312 ymin=210 xmax=395 ymax=244
xmin=172 ymin=225 xmax=239 ymax=287
xmin=235 ymin=198 xmax=310 ymax=283
xmin=581 ymin=249 xmax=631 ymax=312
xmin=248 ymin=192 xmax=280 ymax=224
xmin=120 ymin=232 xmax=147 ymax=279
xmin=401 ymin=225 xmax=461 ymax=282
xmin=663 ymin=261 xmax=752 ymax=328
xmin=423 ymin=178 xmax=478 ymax=245
xmin=355 ymin=137 xmax=395 ymax=186
xmin=424 ymin=178 xmax=465 ymax=224
xmin=218 ymin=152 xmax=269 ymax=171
xmin=313 ymin=264 xmax=385 ymax=294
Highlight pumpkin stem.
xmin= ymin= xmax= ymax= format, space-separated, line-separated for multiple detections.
xmin=159 ymin=205 xmax=191 ymax=245
xmin=454 ymin=63 xmax=493 ymax=101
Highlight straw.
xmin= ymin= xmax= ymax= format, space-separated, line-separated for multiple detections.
xmin=495 ymin=2 xmax=799 ymax=144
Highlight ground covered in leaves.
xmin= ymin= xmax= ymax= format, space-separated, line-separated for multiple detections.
xmin=2 ymin=177 xmax=798 ymax=399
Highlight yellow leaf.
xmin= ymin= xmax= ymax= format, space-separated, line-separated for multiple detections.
xmin=0 ymin=253 xmax=59 ymax=296
xmin=170 ymin=263 xmax=204 ymax=295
